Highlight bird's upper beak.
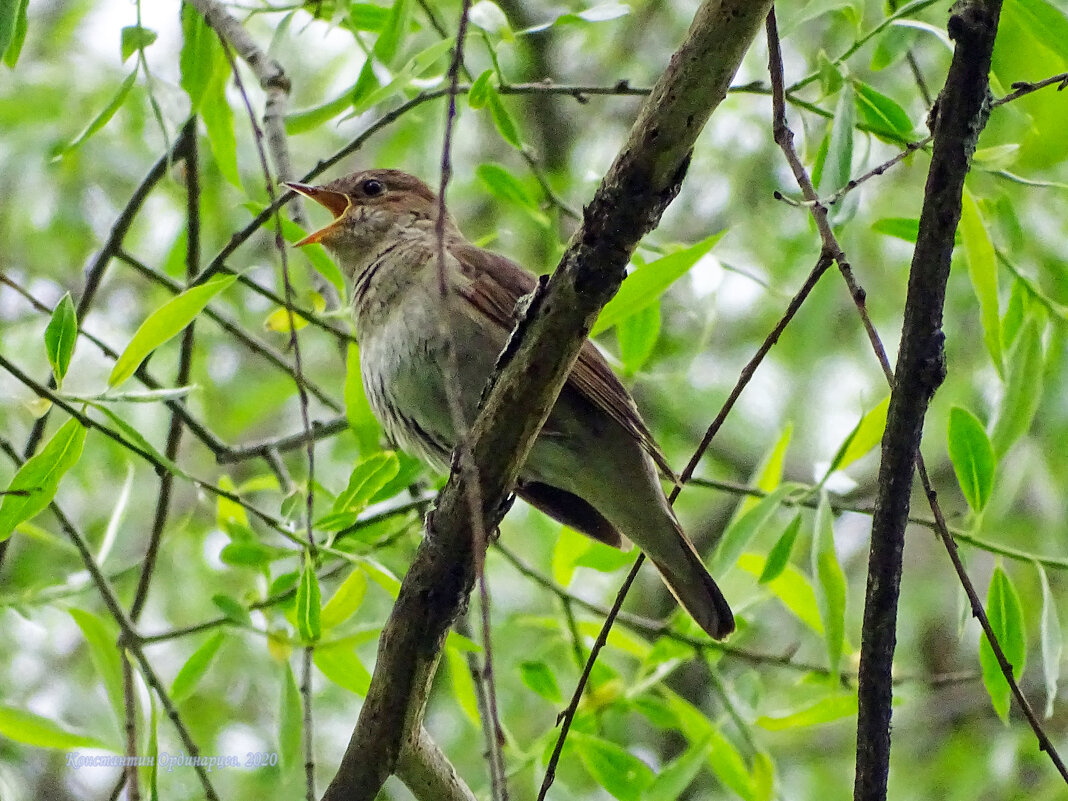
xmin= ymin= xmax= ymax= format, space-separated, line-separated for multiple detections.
xmin=286 ymin=182 xmax=351 ymax=246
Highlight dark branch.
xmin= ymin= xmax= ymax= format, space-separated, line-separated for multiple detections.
xmin=854 ymin=3 xmax=1003 ymax=799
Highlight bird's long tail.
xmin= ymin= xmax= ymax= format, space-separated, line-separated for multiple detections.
xmin=648 ymin=528 xmax=734 ymax=640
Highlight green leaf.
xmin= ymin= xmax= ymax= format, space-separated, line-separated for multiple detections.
xmin=1002 ymin=0 xmax=1068 ymax=62
xmin=947 ymin=406 xmax=996 ymax=513
xmin=973 ymin=144 xmax=1021 ymax=170
xmin=592 ymin=231 xmax=725 ymax=336
xmin=817 ymin=50 xmax=844 ymax=95
xmin=201 ymin=47 xmax=241 ymax=187
xmin=69 ymin=609 xmax=125 ymax=733
xmin=348 ymin=3 xmax=389 ymax=32
xmin=296 ymin=552 xmax=322 ymax=643
xmin=551 ymin=525 xmax=591 ymax=586
xmin=1038 ymin=563 xmax=1062 ymax=718
xmin=359 ymin=557 xmax=401 ymax=598
xmin=617 ymin=302 xmax=661 ymax=375
xmin=211 ymin=593 xmax=252 ymax=626
xmin=476 ymin=163 xmax=537 ymax=208
xmin=852 ymin=80 xmax=914 ymax=141
xmin=872 ymin=217 xmax=920 ymax=242
xmin=445 ymin=645 xmax=481 ymax=725
xmin=469 ymin=1 xmax=511 ymax=38
xmin=476 ymin=162 xmax=549 ymax=228
xmin=818 ymin=84 xmax=855 ymax=196
xmin=87 ymin=402 xmax=190 ymax=481
xmin=829 ymin=395 xmax=890 ymax=472
xmin=526 ymin=1 xmax=631 ymax=30
xmin=487 ymin=90 xmax=522 ymax=149
xmin=738 ymin=553 xmax=823 ymax=633
xmin=979 ymin=565 xmax=1026 ymax=723
xmin=658 ymin=691 xmax=753 ymax=797
xmin=519 ymin=660 xmax=562 ymax=703
xmin=314 ymin=638 xmax=372 ymax=695
xmin=109 ymin=274 xmax=237 ymax=388
xmin=812 ymin=493 xmax=847 ymax=674
xmin=0 ymin=705 xmax=111 ymax=751
xmin=171 ymin=632 xmax=226 ymax=703
xmin=180 ymin=3 xmax=216 ymax=108
xmin=641 ymin=736 xmax=712 ymax=801
xmin=331 ymin=452 xmax=400 ymax=515
xmin=713 ymin=483 xmax=800 ymax=573
xmin=990 ymin=317 xmax=1044 ymax=456
xmin=570 ymin=731 xmax=655 ymax=801
xmin=372 ymin=0 xmax=410 ymax=66
xmin=738 ymin=422 xmax=792 ymax=518
xmin=704 ymin=727 xmax=754 ymax=800
xmin=54 ymin=71 xmax=137 ymax=159
xmin=121 ymin=25 xmax=158 ymax=63
xmin=0 ymin=417 xmax=87 ymax=542
xmin=219 ymin=541 xmax=289 ymax=567
xmin=142 ymin=697 xmax=159 ymax=795
xmin=278 ymin=663 xmax=302 ymax=773
xmin=349 ymin=58 xmax=380 ymax=112
xmin=345 ymin=344 xmax=383 ymax=455
xmin=759 ymin=513 xmax=802 ymax=584
xmin=960 ymin=191 xmax=1003 ymax=375
xmin=468 ymin=68 xmax=493 ymax=109
xmin=2 ymin=0 xmax=28 ymax=67
xmin=44 ymin=293 xmax=77 ymax=385
xmin=870 ymin=25 xmax=913 ymax=71
xmin=755 ymin=692 xmax=858 ymax=730
xmin=320 ymin=566 xmax=368 ymax=629
xmin=350 ymin=39 xmax=456 ymax=116
xmin=574 ymin=538 xmax=638 ymax=573
xmin=750 ymin=751 xmax=776 ymax=801
xmin=285 ymin=79 xmax=360 ymax=134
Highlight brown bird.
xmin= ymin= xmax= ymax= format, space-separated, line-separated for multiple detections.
xmin=287 ymin=169 xmax=734 ymax=639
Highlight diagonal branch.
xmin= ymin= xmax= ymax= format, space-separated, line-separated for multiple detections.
xmin=320 ymin=1 xmax=775 ymax=798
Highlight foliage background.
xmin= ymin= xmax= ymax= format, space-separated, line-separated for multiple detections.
xmin=1 ymin=0 xmax=1067 ymax=799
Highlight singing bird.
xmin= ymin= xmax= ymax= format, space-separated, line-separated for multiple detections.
xmin=288 ymin=169 xmax=734 ymax=639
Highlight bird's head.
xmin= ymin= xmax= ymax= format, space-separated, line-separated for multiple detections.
xmin=286 ymin=169 xmax=442 ymax=273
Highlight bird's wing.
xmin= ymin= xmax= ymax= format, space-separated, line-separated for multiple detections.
xmin=449 ymin=240 xmax=676 ymax=480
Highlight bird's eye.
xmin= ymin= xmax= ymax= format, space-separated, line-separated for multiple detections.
xmin=361 ymin=179 xmax=385 ymax=197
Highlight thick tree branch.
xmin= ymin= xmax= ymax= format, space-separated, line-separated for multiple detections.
xmin=395 ymin=726 xmax=479 ymax=801
xmin=854 ymin=2 xmax=1003 ymax=799
xmin=320 ymin=1 xmax=774 ymax=799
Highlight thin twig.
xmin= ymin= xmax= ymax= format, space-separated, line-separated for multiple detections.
xmin=0 ymin=354 xmax=309 ymax=547
xmin=222 ymin=37 xmax=320 ymax=796
xmin=494 ymin=543 xmax=978 ymax=687
xmin=131 ymin=117 xmax=201 ymax=623
xmin=432 ymin=4 xmax=509 ymax=797
xmin=21 ymin=124 xmax=192 ymax=457
xmin=116 ymin=251 xmax=343 ymax=412
xmin=0 ymin=445 xmax=220 ymax=801
xmin=217 ymin=416 xmax=349 ymax=464
xmin=0 ymin=271 xmax=231 ymax=456
xmin=121 ymin=653 xmax=141 ymax=801
xmin=539 ymin=250 xmax=834 ymax=799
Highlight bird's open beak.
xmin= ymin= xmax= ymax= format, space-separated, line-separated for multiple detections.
xmin=285 ymin=182 xmax=350 ymax=247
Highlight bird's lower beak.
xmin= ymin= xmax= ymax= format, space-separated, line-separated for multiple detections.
xmin=285 ymin=182 xmax=350 ymax=247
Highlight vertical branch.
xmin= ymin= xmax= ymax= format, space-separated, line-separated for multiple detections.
xmin=216 ymin=28 xmax=322 ymax=797
xmin=131 ymin=117 xmax=200 ymax=622
xmin=121 ymin=653 xmax=142 ymax=801
xmin=854 ymin=2 xmax=1003 ymax=799
xmin=432 ymin=3 xmax=510 ymax=797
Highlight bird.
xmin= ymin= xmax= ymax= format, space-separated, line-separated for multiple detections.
xmin=286 ymin=168 xmax=734 ymax=639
